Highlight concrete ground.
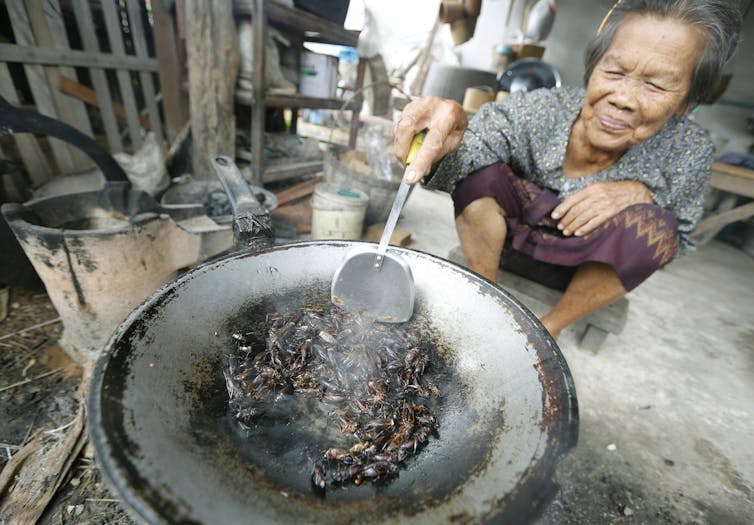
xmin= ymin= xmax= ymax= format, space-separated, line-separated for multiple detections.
xmin=399 ymin=184 xmax=754 ymax=524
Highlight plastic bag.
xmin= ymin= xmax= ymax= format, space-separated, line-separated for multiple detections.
xmin=363 ymin=124 xmax=402 ymax=183
xmin=323 ymin=146 xmax=400 ymax=225
xmin=114 ymin=132 xmax=169 ymax=196
xmin=237 ymin=22 xmax=296 ymax=93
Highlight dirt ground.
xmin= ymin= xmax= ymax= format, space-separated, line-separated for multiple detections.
xmin=0 ymin=286 xmax=133 ymax=525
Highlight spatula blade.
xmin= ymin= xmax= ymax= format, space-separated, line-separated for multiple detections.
xmin=331 ymin=248 xmax=415 ymax=323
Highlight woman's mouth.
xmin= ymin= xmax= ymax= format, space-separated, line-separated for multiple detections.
xmin=598 ymin=114 xmax=631 ymax=132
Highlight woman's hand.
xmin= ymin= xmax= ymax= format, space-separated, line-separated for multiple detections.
xmin=551 ymin=181 xmax=654 ymax=236
xmin=393 ymin=96 xmax=468 ymax=184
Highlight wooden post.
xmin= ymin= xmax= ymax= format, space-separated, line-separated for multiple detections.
xmin=348 ymin=58 xmax=366 ymax=150
xmin=184 ymin=0 xmax=240 ymax=179
xmin=152 ymin=0 xmax=189 ymax=144
xmin=0 ymin=64 xmax=53 ymax=186
xmin=409 ymin=21 xmax=440 ymax=96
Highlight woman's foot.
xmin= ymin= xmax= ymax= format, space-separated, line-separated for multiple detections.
xmin=540 ymin=262 xmax=626 ymax=343
xmin=540 ymin=315 xmax=561 ymax=340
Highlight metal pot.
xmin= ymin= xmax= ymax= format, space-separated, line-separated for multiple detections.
xmin=0 ymin=98 xmax=237 ymax=362
xmin=87 ymin=157 xmax=578 ymax=524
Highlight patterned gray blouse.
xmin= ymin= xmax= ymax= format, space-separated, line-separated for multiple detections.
xmin=426 ymin=86 xmax=715 ymax=255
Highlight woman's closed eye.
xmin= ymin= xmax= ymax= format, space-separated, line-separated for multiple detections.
xmin=645 ymin=81 xmax=666 ymax=92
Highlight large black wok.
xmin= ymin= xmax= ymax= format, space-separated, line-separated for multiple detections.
xmin=88 ymin=158 xmax=578 ymax=524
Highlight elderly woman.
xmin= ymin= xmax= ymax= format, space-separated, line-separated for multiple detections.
xmin=393 ymin=0 xmax=741 ymax=339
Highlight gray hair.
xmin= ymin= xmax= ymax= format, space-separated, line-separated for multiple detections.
xmin=584 ymin=0 xmax=742 ymax=106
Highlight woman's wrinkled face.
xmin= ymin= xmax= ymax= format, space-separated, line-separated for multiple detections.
xmin=581 ymin=14 xmax=703 ymax=153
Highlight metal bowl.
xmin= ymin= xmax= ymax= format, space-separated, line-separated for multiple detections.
xmin=498 ymin=58 xmax=562 ymax=94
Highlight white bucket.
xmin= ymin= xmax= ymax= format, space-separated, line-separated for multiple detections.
xmin=311 ymin=183 xmax=369 ymax=240
xmin=299 ymin=51 xmax=339 ymax=98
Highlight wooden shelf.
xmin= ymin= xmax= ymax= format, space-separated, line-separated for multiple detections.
xmin=236 ymin=89 xmax=356 ymax=111
xmin=235 ymin=1 xmax=359 ymax=47
xmin=237 ymin=149 xmax=323 ymax=183
xmin=693 ymin=161 xmax=754 ymax=244
xmin=234 ymin=0 xmax=364 ymax=186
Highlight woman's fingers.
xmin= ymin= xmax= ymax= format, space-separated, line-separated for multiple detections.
xmin=572 ymin=216 xmax=606 ymax=236
xmin=394 ymin=96 xmax=467 ymax=183
xmin=404 ymin=123 xmax=462 ymax=183
xmin=403 ymin=131 xmax=442 ymax=183
xmin=562 ymin=207 xmax=606 ymax=236
xmin=550 ymin=191 xmax=589 ymax=223
xmin=393 ymin=110 xmax=423 ymax=161
xmin=553 ymin=181 xmax=651 ymax=236
xmin=552 ymin=193 xmax=585 ymax=232
xmin=553 ymin=186 xmax=611 ymax=235
xmin=557 ymin=199 xmax=598 ymax=235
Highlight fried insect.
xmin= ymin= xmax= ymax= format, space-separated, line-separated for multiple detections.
xmin=223 ymin=306 xmax=442 ymax=490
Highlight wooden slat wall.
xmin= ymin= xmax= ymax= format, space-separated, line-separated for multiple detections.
xmin=0 ymin=0 xmax=188 ymax=192
xmin=125 ymin=0 xmax=164 ymax=144
xmin=0 ymin=64 xmax=54 ymax=187
xmin=27 ymin=0 xmax=92 ymax=171
xmin=101 ymin=0 xmax=143 ymax=150
xmin=7 ymin=0 xmax=78 ymax=174
xmin=0 ymin=43 xmax=160 ymax=71
xmin=72 ymin=0 xmax=123 ymax=153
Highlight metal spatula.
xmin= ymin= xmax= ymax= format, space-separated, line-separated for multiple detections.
xmin=330 ymin=134 xmax=424 ymax=323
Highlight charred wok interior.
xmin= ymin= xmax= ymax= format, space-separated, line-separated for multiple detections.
xmin=89 ymin=242 xmax=578 ymax=524
xmin=223 ymin=305 xmax=447 ymax=490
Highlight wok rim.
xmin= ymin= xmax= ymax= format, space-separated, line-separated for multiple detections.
xmin=87 ymin=240 xmax=579 ymax=524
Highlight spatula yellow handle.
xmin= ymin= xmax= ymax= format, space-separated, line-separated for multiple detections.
xmin=405 ymin=132 xmax=426 ymax=165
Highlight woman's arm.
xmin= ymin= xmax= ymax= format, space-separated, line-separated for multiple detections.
xmin=393 ymin=96 xmax=467 ymax=184
xmin=552 ymin=180 xmax=654 ymax=236
xmin=552 ymin=158 xmax=712 ymax=255
xmin=663 ymin=164 xmax=713 ymax=255
xmin=394 ymin=94 xmax=527 ymax=191
xmin=555 ymin=116 xmax=714 ymax=252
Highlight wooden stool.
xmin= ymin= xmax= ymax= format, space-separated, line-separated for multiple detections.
xmin=447 ymin=246 xmax=629 ymax=352
xmin=694 ymin=161 xmax=754 ymax=245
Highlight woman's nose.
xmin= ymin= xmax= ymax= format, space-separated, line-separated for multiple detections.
xmin=609 ymin=78 xmax=639 ymax=111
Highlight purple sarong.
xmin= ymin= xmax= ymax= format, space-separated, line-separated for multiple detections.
xmin=451 ymin=163 xmax=679 ymax=291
